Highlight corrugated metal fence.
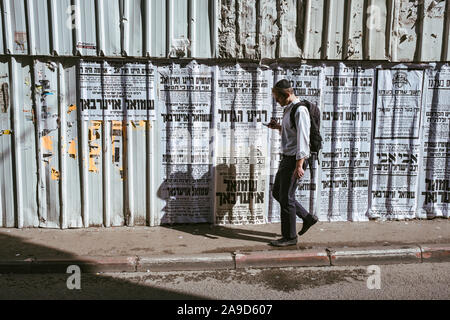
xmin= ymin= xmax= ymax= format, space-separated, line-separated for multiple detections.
xmin=0 ymin=0 xmax=449 ymax=228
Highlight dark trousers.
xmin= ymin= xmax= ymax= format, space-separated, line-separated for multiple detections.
xmin=272 ymin=156 xmax=310 ymax=240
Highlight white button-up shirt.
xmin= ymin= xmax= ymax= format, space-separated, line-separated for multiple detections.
xmin=281 ymin=99 xmax=311 ymax=160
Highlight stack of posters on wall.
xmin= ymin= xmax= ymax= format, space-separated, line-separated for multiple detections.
xmin=157 ymin=62 xmax=214 ymax=224
xmin=214 ymin=64 xmax=272 ymax=225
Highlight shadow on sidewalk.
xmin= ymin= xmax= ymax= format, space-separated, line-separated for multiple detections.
xmin=163 ymin=223 xmax=280 ymax=244
xmin=0 ymin=232 xmax=205 ymax=300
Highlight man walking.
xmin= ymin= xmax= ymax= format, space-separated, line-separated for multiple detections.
xmin=267 ymin=79 xmax=318 ymax=247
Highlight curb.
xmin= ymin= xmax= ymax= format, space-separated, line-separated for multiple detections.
xmin=327 ymin=245 xmax=422 ymax=266
xmin=420 ymin=244 xmax=450 ymax=263
xmin=137 ymin=253 xmax=235 ymax=272
xmin=0 ymin=244 xmax=448 ymax=274
xmin=0 ymin=256 xmax=138 ymax=274
xmin=235 ymin=249 xmax=330 ymax=269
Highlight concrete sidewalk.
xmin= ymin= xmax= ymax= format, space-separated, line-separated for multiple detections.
xmin=0 ymin=219 xmax=449 ymax=273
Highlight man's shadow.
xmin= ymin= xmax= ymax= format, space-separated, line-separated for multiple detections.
xmin=156 ymin=164 xmax=279 ymax=244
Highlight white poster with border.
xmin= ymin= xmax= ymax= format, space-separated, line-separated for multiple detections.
xmin=79 ymin=61 xmax=156 ymax=120
xmin=320 ymin=64 xmax=375 ymax=222
xmin=369 ymin=69 xmax=424 ymax=219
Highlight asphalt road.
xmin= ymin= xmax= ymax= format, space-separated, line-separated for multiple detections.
xmin=0 ymin=263 xmax=448 ymax=300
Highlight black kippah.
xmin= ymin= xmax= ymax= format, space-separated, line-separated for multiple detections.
xmin=274 ymin=79 xmax=291 ymax=89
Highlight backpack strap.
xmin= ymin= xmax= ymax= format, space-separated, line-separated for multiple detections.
xmin=289 ymin=102 xmax=304 ymax=131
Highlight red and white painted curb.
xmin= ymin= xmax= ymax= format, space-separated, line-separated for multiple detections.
xmin=0 ymin=244 xmax=448 ymax=274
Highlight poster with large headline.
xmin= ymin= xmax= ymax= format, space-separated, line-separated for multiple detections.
xmin=320 ymin=64 xmax=375 ymax=222
xmin=157 ymin=62 xmax=214 ymax=224
xmin=269 ymin=65 xmax=323 ymax=223
xmin=369 ymin=69 xmax=425 ymax=219
xmin=419 ymin=66 xmax=449 ymax=218
xmin=79 ymin=61 xmax=156 ymax=120
xmin=214 ymin=64 xmax=272 ymax=225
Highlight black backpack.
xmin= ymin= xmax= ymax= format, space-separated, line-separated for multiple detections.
xmin=290 ymin=100 xmax=323 ymax=169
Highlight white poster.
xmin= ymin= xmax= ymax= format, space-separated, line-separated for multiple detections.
xmin=157 ymin=62 xmax=214 ymax=224
xmin=369 ymin=69 xmax=424 ymax=219
xmin=214 ymin=64 xmax=272 ymax=225
xmin=270 ymin=65 xmax=323 ymax=223
xmin=319 ymin=64 xmax=374 ymax=221
xmin=419 ymin=66 xmax=449 ymax=218
xmin=79 ymin=61 xmax=156 ymax=120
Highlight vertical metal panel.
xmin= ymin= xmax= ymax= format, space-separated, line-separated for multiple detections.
xmin=10 ymin=57 xmax=38 ymax=227
xmin=393 ymin=0 xmax=421 ymax=61
xmin=421 ymin=0 xmax=446 ymax=62
xmin=34 ymin=60 xmax=61 ymax=228
xmin=76 ymin=0 xmax=98 ymax=56
xmin=259 ymin=0 xmax=278 ymax=59
xmin=49 ymin=0 xmax=74 ymax=56
xmin=124 ymin=0 xmax=144 ymax=57
xmin=278 ymin=0 xmax=302 ymax=58
xmin=27 ymin=0 xmax=51 ymax=56
xmin=127 ymin=118 xmax=148 ymax=226
xmin=169 ymin=0 xmax=189 ymax=57
xmin=443 ymin=0 xmax=450 ymax=61
xmin=218 ymin=0 xmax=259 ymax=59
xmin=305 ymin=0 xmax=325 ymax=59
xmin=109 ymin=119 xmax=124 ymax=227
xmin=366 ymin=0 xmax=389 ymax=60
xmin=218 ymin=0 xmax=237 ymax=59
xmin=0 ymin=2 xmax=5 ymax=54
xmin=149 ymin=0 xmax=167 ymax=57
xmin=59 ymin=61 xmax=83 ymax=228
xmin=192 ymin=0 xmax=213 ymax=58
xmin=98 ymin=0 xmax=121 ymax=57
xmin=325 ymin=0 xmax=346 ymax=60
xmin=236 ymin=0 xmax=257 ymax=59
xmin=78 ymin=62 xmax=104 ymax=226
xmin=86 ymin=117 xmax=104 ymax=226
xmin=0 ymin=59 xmax=14 ymax=227
xmin=344 ymin=0 xmax=364 ymax=60
xmin=3 ymin=0 xmax=28 ymax=55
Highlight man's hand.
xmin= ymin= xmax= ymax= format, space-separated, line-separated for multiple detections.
xmin=267 ymin=119 xmax=281 ymax=131
xmin=294 ymin=159 xmax=305 ymax=179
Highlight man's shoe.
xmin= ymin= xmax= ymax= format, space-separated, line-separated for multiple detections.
xmin=298 ymin=215 xmax=318 ymax=236
xmin=269 ymin=237 xmax=297 ymax=247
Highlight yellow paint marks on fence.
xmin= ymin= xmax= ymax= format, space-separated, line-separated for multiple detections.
xmin=68 ymin=139 xmax=77 ymax=159
xmin=130 ymin=120 xmax=147 ymax=130
xmin=88 ymin=121 xmax=103 ymax=173
xmin=42 ymin=135 xmax=53 ymax=152
xmin=51 ymin=168 xmax=60 ymax=181
xmin=111 ymin=121 xmax=123 ymax=165
xmin=89 ymin=143 xmax=101 ymax=173
xmin=68 ymin=104 xmax=77 ymax=115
